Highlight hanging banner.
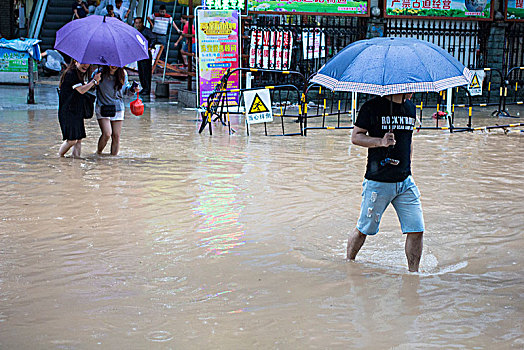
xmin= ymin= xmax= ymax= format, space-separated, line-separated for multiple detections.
xmin=247 ymin=0 xmax=369 ymax=16
xmin=506 ymin=0 xmax=524 ymax=21
xmin=302 ymin=30 xmax=326 ymax=60
xmin=282 ymin=31 xmax=293 ymax=70
xmin=197 ymin=9 xmax=240 ymax=107
xmin=249 ymin=29 xmax=263 ymax=68
xmin=249 ymin=29 xmax=293 ymax=70
xmin=384 ymin=0 xmax=493 ymax=20
xmin=244 ymin=89 xmax=273 ymax=124
xmin=262 ymin=30 xmax=270 ymax=69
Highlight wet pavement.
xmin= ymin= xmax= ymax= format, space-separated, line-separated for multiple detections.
xmin=0 ymin=77 xmax=183 ymax=111
xmin=0 ymin=82 xmax=61 ymax=110
xmin=0 ymin=82 xmax=523 ymax=349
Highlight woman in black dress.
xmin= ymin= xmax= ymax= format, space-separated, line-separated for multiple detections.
xmin=58 ymin=60 xmax=101 ymax=157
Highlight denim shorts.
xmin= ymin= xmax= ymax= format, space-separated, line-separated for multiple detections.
xmin=182 ymin=41 xmax=196 ymax=54
xmin=95 ymin=105 xmax=125 ymax=121
xmin=356 ymin=175 xmax=425 ymax=235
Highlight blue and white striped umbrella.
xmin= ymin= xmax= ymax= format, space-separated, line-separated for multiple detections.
xmin=310 ymin=37 xmax=473 ymax=96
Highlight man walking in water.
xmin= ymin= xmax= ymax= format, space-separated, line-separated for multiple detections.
xmin=347 ymin=93 xmax=424 ymax=272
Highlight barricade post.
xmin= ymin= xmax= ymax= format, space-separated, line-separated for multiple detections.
xmin=302 ymin=84 xmax=357 ymax=136
xmin=200 ymin=68 xmax=307 ymax=136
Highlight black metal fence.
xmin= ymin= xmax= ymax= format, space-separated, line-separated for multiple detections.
xmin=503 ymin=22 xmax=524 ymax=109
xmin=244 ymin=15 xmax=368 ymax=84
xmin=504 ymin=22 xmax=524 ymax=76
xmin=238 ymin=15 xmax=522 ymax=122
xmin=384 ymin=18 xmax=491 ymax=70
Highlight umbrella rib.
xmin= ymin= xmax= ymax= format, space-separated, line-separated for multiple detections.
xmin=83 ymin=22 xmax=104 ymax=65
xmin=312 ymin=37 xmax=470 ymax=95
xmin=382 ymin=44 xmax=391 ymax=96
xmin=56 ymin=24 xmax=91 ymax=62
xmin=55 ymin=16 xmax=147 ymax=66
xmin=410 ymin=44 xmax=438 ymax=90
xmin=77 ymin=26 xmax=94 ymax=64
xmin=107 ymin=21 xmax=124 ymax=67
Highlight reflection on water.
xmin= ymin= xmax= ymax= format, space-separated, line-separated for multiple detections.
xmin=0 ymin=105 xmax=523 ymax=348
xmin=193 ymin=153 xmax=246 ymax=255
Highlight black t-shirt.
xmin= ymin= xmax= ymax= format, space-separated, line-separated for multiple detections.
xmin=355 ymin=96 xmax=416 ymax=183
xmin=72 ymin=1 xmax=87 ymax=18
xmin=59 ymin=69 xmax=85 ymax=116
xmin=139 ymin=26 xmax=156 ymax=50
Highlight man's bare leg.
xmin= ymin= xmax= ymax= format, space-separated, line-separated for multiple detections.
xmin=405 ymin=232 xmax=423 ymax=272
xmin=347 ymin=228 xmax=367 ymax=260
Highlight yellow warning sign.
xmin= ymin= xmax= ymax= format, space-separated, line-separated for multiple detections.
xmin=244 ymin=89 xmax=273 ymax=124
xmin=469 ymin=74 xmax=480 ymax=89
xmin=249 ymin=93 xmax=269 ymax=114
xmin=467 ymin=70 xmax=485 ymax=96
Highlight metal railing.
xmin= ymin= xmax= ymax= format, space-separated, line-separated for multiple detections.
xmin=244 ymin=15 xmax=367 ymax=81
xmin=385 ymin=18 xmax=490 ymax=69
xmin=200 ymin=68 xmax=307 ymax=136
xmin=27 ymin=0 xmax=49 ymax=39
xmin=503 ymin=22 xmax=524 ymax=78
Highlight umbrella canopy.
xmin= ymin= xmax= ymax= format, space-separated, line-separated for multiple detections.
xmin=54 ymin=15 xmax=149 ymax=67
xmin=310 ymin=37 xmax=473 ymax=96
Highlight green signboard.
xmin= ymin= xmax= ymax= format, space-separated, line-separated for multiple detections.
xmin=506 ymin=0 xmax=524 ymax=21
xmin=384 ymin=0 xmax=492 ymax=20
xmin=0 ymin=48 xmax=37 ymax=84
xmin=247 ymin=0 xmax=369 ymax=16
xmin=0 ymin=48 xmax=37 ymax=73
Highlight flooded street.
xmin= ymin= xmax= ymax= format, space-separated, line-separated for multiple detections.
xmin=1 ymin=103 xmax=523 ymax=349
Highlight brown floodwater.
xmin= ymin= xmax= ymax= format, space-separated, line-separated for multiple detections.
xmin=0 ymin=104 xmax=523 ymax=349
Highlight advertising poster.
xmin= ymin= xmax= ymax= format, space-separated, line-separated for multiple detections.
xmin=506 ymin=0 xmax=524 ymax=21
xmin=248 ymin=29 xmax=293 ymax=70
xmin=247 ymin=0 xmax=369 ymax=16
xmin=384 ymin=0 xmax=493 ymax=20
xmin=197 ymin=10 xmax=240 ymax=107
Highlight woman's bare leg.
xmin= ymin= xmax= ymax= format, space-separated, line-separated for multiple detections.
xmin=97 ymin=118 xmax=112 ymax=154
xmin=110 ymin=120 xmax=123 ymax=155
xmin=72 ymin=139 xmax=82 ymax=158
xmin=59 ymin=140 xmax=77 ymax=157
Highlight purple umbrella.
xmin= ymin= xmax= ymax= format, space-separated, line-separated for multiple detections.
xmin=54 ymin=15 xmax=149 ymax=67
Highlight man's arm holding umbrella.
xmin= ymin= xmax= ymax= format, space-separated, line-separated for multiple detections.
xmin=352 ymin=127 xmax=395 ymax=148
xmin=351 ymin=95 xmax=397 ymax=149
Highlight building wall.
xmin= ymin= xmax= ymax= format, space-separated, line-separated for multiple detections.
xmin=0 ymin=0 xmax=14 ymax=38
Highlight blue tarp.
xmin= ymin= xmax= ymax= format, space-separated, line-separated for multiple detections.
xmin=0 ymin=38 xmax=41 ymax=61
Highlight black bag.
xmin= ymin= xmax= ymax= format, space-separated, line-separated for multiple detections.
xmin=100 ymin=104 xmax=116 ymax=118
xmin=83 ymin=93 xmax=96 ymax=119
xmin=57 ymin=88 xmax=95 ymax=119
